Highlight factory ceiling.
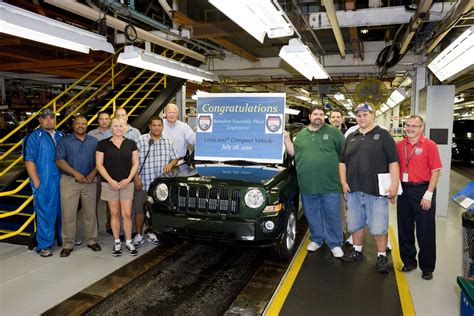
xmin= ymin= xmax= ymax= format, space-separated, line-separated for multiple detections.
xmin=0 ymin=0 xmax=473 ymax=117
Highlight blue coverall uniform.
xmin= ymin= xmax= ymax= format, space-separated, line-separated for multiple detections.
xmin=22 ymin=128 xmax=64 ymax=252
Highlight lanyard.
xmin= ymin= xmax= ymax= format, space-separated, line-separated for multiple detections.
xmin=404 ymin=141 xmax=419 ymax=169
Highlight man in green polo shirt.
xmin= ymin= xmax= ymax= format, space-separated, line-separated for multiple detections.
xmin=284 ymin=105 xmax=345 ymax=257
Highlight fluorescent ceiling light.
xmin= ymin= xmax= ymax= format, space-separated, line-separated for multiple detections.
xmin=299 ymin=88 xmax=310 ymax=96
xmin=334 ymin=92 xmax=345 ymax=101
xmin=192 ymin=90 xmax=209 ymax=100
xmin=295 ymin=95 xmax=312 ymax=102
xmin=285 ymin=108 xmax=301 ymax=115
xmin=341 ymin=99 xmax=352 ymax=109
xmin=386 ymin=98 xmax=397 ymax=108
xmin=400 ymin=76 xmax=412 ymax=88
xmin=380 ymin=104 xmax=390 ymax=112
xmin=311 ymin=100 xmax=319 ymax=105
xmin=428 ymin=26 xmax=474 ymax=82
xmin=376 ymin=110 xmax=382 ymax=116
xmin=209 ymin=0 xmax=294 ymax=43
xmin=117 ymin=46 xmax=218 ymax=83
xmin=389 ymin=88 xmax=406 ymax=104
xmin=0 ymin=2 xmax=114 ymax=54
xmin=279 ymin=38 xmax=329 ymax=80
xmin=454 ymin=95 xmax=465 ymax=103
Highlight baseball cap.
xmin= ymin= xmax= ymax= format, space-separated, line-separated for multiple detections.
xmin=38 ymin=108 xmax=55 ymax=118
xmin=354 ymin=103 xmax=374 ymax=113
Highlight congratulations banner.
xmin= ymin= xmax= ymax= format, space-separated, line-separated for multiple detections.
xmin=195 ymin=93 xmax=285 ymax=163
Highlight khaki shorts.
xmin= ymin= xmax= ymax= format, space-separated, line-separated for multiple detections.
xmin=132 ymin=190 xmax=148 ymax=214
xmin=101 ymin=182 xmax=134 ymax=201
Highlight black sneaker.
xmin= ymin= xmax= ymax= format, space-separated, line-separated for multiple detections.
xmin=401 ymin=265 xmax=417 ymax=272
xmin=112 ymin=242 xmax=122 ymax=257
xmin=422 ymin=271 xmax=433 ymax=280
xmin=126 ymin=243 xmax=138 ymax=256
xmin=376 ymin=255 xmax=390 ymax=273
xmin=342 ymin=247 xmax=364 ymax=262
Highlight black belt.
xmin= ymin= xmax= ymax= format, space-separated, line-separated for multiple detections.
xmin=402 ymin=181 xmax=429 ymax=187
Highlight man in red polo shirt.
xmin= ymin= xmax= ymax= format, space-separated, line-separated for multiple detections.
xmin=397 ymin=115 xmax=442 ymax=281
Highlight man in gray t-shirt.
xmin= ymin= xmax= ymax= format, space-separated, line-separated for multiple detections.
xmin=88 ymin=111 xmax=111 ymax=141
xmin=88 ymin=111 xmax=113 ymax=234
xmin=104 ymin=108 xmax=141 ymax=142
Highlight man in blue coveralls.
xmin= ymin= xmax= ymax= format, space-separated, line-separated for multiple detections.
xmin=23 ymin=108 xmax=64 ymax=257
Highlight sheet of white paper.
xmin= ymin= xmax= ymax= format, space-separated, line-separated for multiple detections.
xmin=460 ymin=198 xmax=474 ymax=210
xmin=378 ymin=173 xmax=403 ymax=196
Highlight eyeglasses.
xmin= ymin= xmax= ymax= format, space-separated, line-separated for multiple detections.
xmin=405 ymin=124 xmax=422 ymax=129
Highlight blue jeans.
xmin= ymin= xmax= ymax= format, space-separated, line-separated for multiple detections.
xmin=301 ymin=192 xmax=343 ymax=248
xmin=346 ymin=192 xmax=389 ymax=235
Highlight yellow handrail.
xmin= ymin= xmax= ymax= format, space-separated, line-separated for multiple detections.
xmin=0 ymin=196 xmax=34 ymax=218
xmin=119 ymin=72 xmax=159 ymax=109
xmin=56 ymin=66 xmax=129 ymax=129
xmin=0 ymin=60 xmax=127 ymax=173
xmin=0 ymin=55 xmax=121 ymax=163
xmin=0 ymin=213 xmax=35 ymax=240
xmin=128 ymin=76 xmax=167 ymax=116
xmin=88 ymin=69 xmax=148 ymax=124
xmin=0 ymin=179 xmax=30 ymax=197
xmin=0 ymin=53 xmax=117 ymax=144
xmin=0 ymin=141 xmax=21 ymax=161
xmin=0 ymin=156 xmax=23 ymax=177
xmin=0 ymin=65 xmax=129 ymax=195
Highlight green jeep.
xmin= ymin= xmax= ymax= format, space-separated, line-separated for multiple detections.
xmin=147 ymin=161 xmax=301 ymax=259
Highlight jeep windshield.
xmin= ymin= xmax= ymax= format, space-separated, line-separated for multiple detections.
xmin=195 ymin=164 xmax=284 ymax=183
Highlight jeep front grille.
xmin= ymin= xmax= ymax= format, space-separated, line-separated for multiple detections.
xmin=168 ymin=185 xmax=240 ymax=214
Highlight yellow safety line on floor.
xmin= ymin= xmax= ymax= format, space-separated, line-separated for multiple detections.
xmin=265 ymin=232 xmax=310 ymax=315
xmin=389 ymin=226 xmax=416 ymax=316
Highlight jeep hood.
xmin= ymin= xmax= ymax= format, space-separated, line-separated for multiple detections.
xmin=160 ymin=163 xmax=285 ymax=184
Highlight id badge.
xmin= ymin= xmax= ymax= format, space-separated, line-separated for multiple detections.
xmin=402 ymin=173 xmax=409 ymax=182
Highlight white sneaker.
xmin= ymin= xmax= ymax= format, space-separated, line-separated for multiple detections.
xmin=125 ymin=242 xmax=138 ymax=256
xmin=133 ymin=234 xmax=144 ymax=247
xmin=146 ymin=231 xmax=160 ymax=246
xmin=345 ymin=234 xmax=353 ymax=246
xmin=387 ymin=237 xmax=392 ymax=251
xmin=112 ymin=243 xmax=122 ymax=257
xmin=331 ymin=246 xmax=344 ymax=258
xmin=307 ymin=241 xmax=321 ymax=252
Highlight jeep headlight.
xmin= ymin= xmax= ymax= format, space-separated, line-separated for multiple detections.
xmin=155 ymin=183 xmax=168 ymax=201
xmin=244 ymin=189 xmax=265 ymax=208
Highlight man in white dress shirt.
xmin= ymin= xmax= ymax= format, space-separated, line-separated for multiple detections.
xmin=162 ymin=103 xmax=195 ymax=163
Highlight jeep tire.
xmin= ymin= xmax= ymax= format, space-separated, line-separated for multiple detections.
xmin=273 ymin=207 xmax=297 ymax=260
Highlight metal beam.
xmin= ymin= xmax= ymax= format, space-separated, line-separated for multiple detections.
xmin=0 ymin=51 xmax=37 ymax=61
xmin=425 ymin=0 xmax=474 ymax=53
xmin=455 ymin=81 xmax=474 ymax=93
xmin=211 ymin=42 xmax=423 ymax=78
xmin=349 ymin=27 xmax=363 ymax=60
xmin=172 ymin=11 xmax=258 ymax=63
xmin=44 ymin=0 xmax=206 ymax=62
xmin=321 ymin=0 xmax=346 ymax=58
xmin=309 ymin=3 xmax=454 ymax=29
xmin=399 ymin=0 xmax=433 ymax=55
xmin=0 ymin=58 xmax=94 ymax=71
xmin=0 ymin=39 xmax=22 ymax=47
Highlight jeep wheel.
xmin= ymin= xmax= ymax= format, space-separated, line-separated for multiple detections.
xmin=274 ymin=210 xmax=297 ymax=260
